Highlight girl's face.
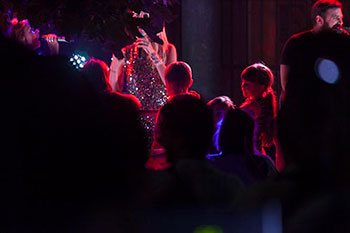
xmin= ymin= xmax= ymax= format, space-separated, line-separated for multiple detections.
xmin=241 ymin=79 xmax=266 ymax=98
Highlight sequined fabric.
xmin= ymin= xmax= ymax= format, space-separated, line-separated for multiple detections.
xmin=139 ymin=113 xmax=157 ymax=149
xmin=123 ymin=44 xmax=168 ymax=149
xmin=124 ymin=45 xmax=168 ymax=110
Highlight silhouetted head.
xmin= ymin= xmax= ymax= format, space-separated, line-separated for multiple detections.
xmin=82 ymin=58 xmax=111 ymax=92
xmin=157 ymin=95 xmax=214 ymax=163
xmin=208 ymin=96 xmax=234 ymax=124
xmin=219 ymin=108 xmax=255 ymax=155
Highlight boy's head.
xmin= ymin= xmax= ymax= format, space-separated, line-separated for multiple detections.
xmin=165 ymin=61 xmax=193 ymax=96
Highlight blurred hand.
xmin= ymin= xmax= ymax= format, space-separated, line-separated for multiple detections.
xmin=135 ymin=28 xmax=156 ymax=55
xmin=42 ymin=34 xmax=59 ymax=55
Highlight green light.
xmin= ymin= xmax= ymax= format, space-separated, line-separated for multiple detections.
xmin=193 ymin=225 xmax=223 ymax=233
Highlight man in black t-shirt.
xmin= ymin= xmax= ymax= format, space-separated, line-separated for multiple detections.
xmin=280 ymin=0 xmax=346 ymax=98
xmin=278 ymin=0 xmax=350 ymax=173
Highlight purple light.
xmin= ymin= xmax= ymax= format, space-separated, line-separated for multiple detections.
xmin=315 ymin=58 xmax=340 ymax=84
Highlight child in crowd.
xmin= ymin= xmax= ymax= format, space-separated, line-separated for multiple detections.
xmin=146 ymin=61 xmax=198 ymax=170
xmin=240 ymin=63 xmax=277 ymax=156
xmin=207 ymin=96 xmax=235 ymax=155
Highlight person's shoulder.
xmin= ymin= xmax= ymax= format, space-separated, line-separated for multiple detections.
xmin=109 ymin=91 xmax=141 ymax=110
xmin=285 ymin=30 xmax=314 ymax=44
xmin=292 ymin=30 xmax=313 ymax=38
xmin=165 ymin=43 xmax=177 ymax=60
xmin=166 ymin=43 xmax=176 ymax=51
xmin=240 ymin=100 xmax=261 ymax=118
xmin=252 ymin=153 xmax=278 ymax=175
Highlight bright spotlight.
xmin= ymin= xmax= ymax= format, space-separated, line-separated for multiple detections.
xmin=69 ymin=52 xmax=88 ymax=70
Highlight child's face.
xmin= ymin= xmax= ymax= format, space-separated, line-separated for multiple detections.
xmin=241 ymin=79 xmax=266 ymax=98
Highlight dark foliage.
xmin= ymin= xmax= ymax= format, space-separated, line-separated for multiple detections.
xmin=1 ymin=0 xmax=179 ymax=58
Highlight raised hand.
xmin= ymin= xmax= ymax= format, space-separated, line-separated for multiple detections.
xmin=42 ymin=34 xmax=59 ymax=55
xmin=135 ymin=29 xmax=156 ymax=55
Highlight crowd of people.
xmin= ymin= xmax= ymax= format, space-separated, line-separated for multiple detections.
xmin=1 ymin=0 xmax=350 ymax=232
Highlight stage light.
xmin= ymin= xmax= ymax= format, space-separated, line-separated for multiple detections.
xmin=69 ymin=52 xmax=88 ymax=70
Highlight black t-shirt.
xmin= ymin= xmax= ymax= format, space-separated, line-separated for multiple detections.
xmin=278 ymin=30 xmax=350 ymax=164
xmin=280 ymin=30 xmax=316 ymax=66
xmin=280 ymin=29 xmax=350 ymax=105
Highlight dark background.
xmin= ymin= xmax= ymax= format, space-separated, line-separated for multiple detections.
xmin=59 ymin=0 xmax=350 ymax=104
xmin=180 ymin=0 xmax=350 ymax=104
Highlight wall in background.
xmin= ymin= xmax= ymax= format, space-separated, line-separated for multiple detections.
xmin=181 ymin=0 xmax=350 ymax=104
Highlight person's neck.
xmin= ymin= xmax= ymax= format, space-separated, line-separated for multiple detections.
xmin=168 ymin=88 xmax=188 ymax=97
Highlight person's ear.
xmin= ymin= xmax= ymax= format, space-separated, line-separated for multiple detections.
xmin=315 ymin=15 xmax=324 ymax=26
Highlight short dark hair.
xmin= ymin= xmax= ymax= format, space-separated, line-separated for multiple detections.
xmin=311 ymin=0 xmax=342 ymax=25
xmin=158 ymin=95 xmax=214 ymax=160
xmin=207 ymin=96 xmax=234 ymax=109
xmin=165 ymin=61 xmax=193 ymax=92
xmin=219 ymin=108 xmax=254 ymax=155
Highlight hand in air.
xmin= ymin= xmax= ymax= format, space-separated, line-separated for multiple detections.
xmin=135 ymin=28 xmax=156 ymax=55
xmin=42 ymin=34 xmax=59 ymax=55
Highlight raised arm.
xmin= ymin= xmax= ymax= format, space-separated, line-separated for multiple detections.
xmin=153 ymin=43 xmax=177 ymax=85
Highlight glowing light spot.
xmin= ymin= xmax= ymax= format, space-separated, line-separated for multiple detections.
xmin=315 ymin=58 xmax=340 ymax=84
xmin=193 ymin=226 xmax=223 ymax=233
xmin=70 ymin=52 xmax=89 ymax=70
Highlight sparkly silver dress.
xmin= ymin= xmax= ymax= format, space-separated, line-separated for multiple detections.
xmin=123 ymin=45 xmax=168 ymax=147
